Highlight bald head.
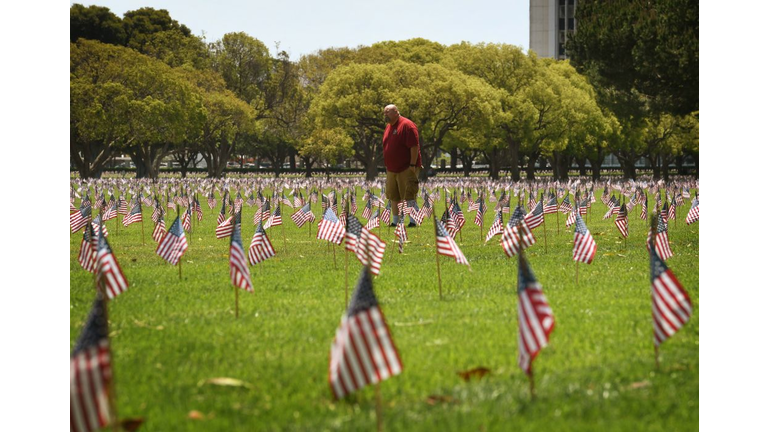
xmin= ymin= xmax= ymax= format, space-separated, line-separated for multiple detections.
xmin=384 ymin=104 xmax=400 ymax=125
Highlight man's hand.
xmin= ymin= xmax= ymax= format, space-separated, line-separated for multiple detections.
xmin=409 ymin=166 xmax=416 ymax=175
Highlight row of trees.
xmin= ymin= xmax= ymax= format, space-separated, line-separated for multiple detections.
xmin=70 ymin=4 xmax=698 ymax=181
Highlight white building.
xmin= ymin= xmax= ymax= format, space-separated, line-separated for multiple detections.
xmin=530 ymin=0 xmax=577 ymax=60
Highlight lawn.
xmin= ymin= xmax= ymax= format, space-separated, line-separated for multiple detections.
xmin=70 ymin=185 xmax=699 ymax=431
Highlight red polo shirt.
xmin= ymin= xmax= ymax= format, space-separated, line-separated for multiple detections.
xmin=382 ymin=116 xmax=422 ymax=173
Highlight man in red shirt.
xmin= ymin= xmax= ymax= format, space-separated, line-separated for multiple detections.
xmin=382 ymin=104 xmax=422 ymax=226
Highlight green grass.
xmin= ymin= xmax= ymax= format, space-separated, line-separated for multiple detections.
xmin=70 ymin=189 xmax=698 ymax=431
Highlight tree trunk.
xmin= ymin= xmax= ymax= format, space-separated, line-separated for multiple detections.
xmin=366 ymin=162 xmax=378 ymax=182
xmin=587 ymin=154 xmax=603 ymax=180
xmin=450 ymin=148 xmax=458 ymax=169
xmin=525 ymin=155 xmax=537 ymax=180
xmin=661 ymin=154 xmax=671 ymax=181
xmin=302 ymin=156 xmax=314 ymax=178
xmin=289 ymin=151 xmax=297 ymax=170
xmin=507 ymin=136 xmax=521 ymax=181
xmin=576 ymin=157 xmax=588 ymax=176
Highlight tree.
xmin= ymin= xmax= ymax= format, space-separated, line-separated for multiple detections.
xmin=70 ymin=4 xmax=126 ymax=45
xmin=210 ymin=32 xmax=272 ymax=112
xmin=122 ymin=7 xmax=192 ymax=53
xmin=568 ymin=0 xmax=698 ymax=116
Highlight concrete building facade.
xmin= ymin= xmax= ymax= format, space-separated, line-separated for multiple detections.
xmin=530 ymin=0 xmax=577 ymax=60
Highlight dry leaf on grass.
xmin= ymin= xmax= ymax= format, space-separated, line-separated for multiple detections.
xmin=426 ymin=394 xmax=456 ymax=405
xmin=457 ymin=367 xmax=491 ymax=382
xmin=188 ymin=410 xmax=205 ymax=420
xmin=198 ymin=377 xmax=254 ymax=389
xmin=120 ymin=417 xmax=144 ymax=431
xmin=627 ymin=380 xmax=651 ymax=390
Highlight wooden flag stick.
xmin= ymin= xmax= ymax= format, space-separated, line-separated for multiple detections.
xmin=280 ymin=202 xmax=287 ymax=252
xmin=375 ymin=382 xmax=383 ymax=432
xmin=332 ymin=242 xmax=337 ymax=269
xmin=432 ymin=209 xmax=443 ymax=300
xmin=177 ymin=206 xmax=182 ymax=280
xmin=528 ymin=370 xmax=536 ymax=399
xmin=235 ymin=285 xmax=239 ymax=319
xmin=575 ymin=261 xmax=579 ymax=285
xmin=543 ymin=213 xmax=548 ymax=253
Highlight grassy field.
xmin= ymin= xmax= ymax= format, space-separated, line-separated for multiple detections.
xmin=70 ymin=187 xmax=699 ymax=431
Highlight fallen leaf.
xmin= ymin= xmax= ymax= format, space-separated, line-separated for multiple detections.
xmin=426 ymin=394 xmax=456 ymax=405
xmin=188 ymin=410 xmax=205 ymax=420
xmin=120 ymin=417 xmax=144 ymax=431
xmin=617 ymin=253 xmax=626 ymax=258
xmin=199 ymin=377 xmax=254 ymax=389
xmin=457 ymin=367 xmax=491 ymax=382
xmin=628 ymin=380 xmax=651 ymax=390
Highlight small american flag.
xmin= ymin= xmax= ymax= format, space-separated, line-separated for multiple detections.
xmin=524 ymin=200 xmax=544 ymax=230
xmin=193 ymin=196 xmax=203 ymax=221
xmin=450 ymin=201 xmax=466 ymax=232
xmin=317 ymin=208 xmax=345 ymax=244
xmin=565 ymin=207 xmax=577 ymax=228
xmin=435 ymin=219 xmax=469 ymax=266
xmin=91 ymin=215 xmax=108 ymax=238
xmin=122 ymin=201 xmax=142 ymax=227
xmin=293 ymin=191 xmax=304 ymax=209
xmin=103 ymin=201 xmax=117 ymax=221
xmin=660 ymin=201 xmax=669 ymax=224
xmin=291 ymin=203 xmax=315 ymax=228
xmin=345 ymin=214 xmax=386 ymax=275
xmin=207 ymin=191 xmax=216 ymax=209
xmin=543 ymin=195 xmax=558 ymax=215
xmin=78 ymin=224 xmax=96 ymax=273
xmin=152 ymin=214 xmax=166 ymax=243
xmin=394 ymin=217 xmax=407 ymax=254
xmin=517 ymin=254 xmax=554 ymax=375
xmin=650 ymin=244 xmax=692 ymax=347
xmin=329 ymin=267 xmax=402 ymax=399
xmin=473 ymin=197 xmax=486 ymax=227
xmin=230 ymin=214 xmax=253 ymax=292
xmin=615 ymin=203 xmax=628 ymax=238
xmin=640 ymin=193 xmax=648 ymax=220
xmin=364 ymin=210 xmax=380 ymax=231
xmin=249 ymin=220 xmax=276 ymax=264
xmin=647 ymin=215 xmax=673 ymax=260
xmin=501 ymin=205 xmax=535 ymax=257
xmin=70 ymin=202 xmax=91 ymax=233
xmin=118 ymin=196 xmax=129 ymax=215
xmin=70 ymin=293 xmax=113 ymax=432
xmin=573 ymin=214 xmax=597 ymax=264
xmin=216 ymin=216 xmax=234 ymax=239
xmin=380 ymin=201 xmax=392 ymax=226
xmin=182 ymin=207 xmax=192 ymax=232
xmin=217 ymin=198 xmax=228 ymax=226
xmin=685 ymin=196 xmax=699 ymax=225
xmin=485 ymin=211 xmax=504 ymax=243
xmin=151 ymin=199 xmax=163 ymax=223
xmin=156 ymin=216 xmax=188 ymax=265
xmin=350 ymin=192 xmax=358 ymax=215
xmin=559 ymin=195 xmax=573 ymax=214
xmin=415 ymin=198 xmax=432 ymax=224
xmin=668 ymin=199 xmax=677 ymax=221
xmin=361 ymin=199 xmax=373 ymax=220
xmin=95 ymin=230 xmax=129 ymax=299
xmin=441 ymin=208 xmax=457 ymax=238
xmin=265 ymin=204 xmax=282 ymax=229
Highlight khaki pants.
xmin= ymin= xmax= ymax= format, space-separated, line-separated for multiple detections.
xmin=385 ymin=168 xmax=420 ymax=202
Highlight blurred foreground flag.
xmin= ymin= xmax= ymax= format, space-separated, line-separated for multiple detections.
xmin=517 ymin=254 xmax=555 ymax=375
xmin=650 ymin=245 xmax=692 ymax=347
xmin=329 ymin=268 xmax=402 ymax=399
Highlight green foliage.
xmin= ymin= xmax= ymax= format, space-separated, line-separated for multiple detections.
xmin=70 ymin=187 xmax=699 ymax=431
xmin=568 ymin=0 xmax=698 ymax=116
xmin=70 ymin=3 xmax=126 ymax=45
xmin=122 ymin=7 xmax=192 ymax=52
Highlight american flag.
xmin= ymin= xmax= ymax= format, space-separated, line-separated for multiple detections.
xmin=317 ymin=208 xmax=345 ymax=244
xmin=350 ymin=192 xmax=358 ymax=215
xmin=647 ymin=215 xmax=673 ymax=260
xmin=565 ymin=206 xmax=577 ymax=228
xmin=686 ymin=196 xmax=699 ymax=225
xmin=156 ymin=216 xmax=188 ymax=265
xmin=650 ymin=244 xmax=692 ymax=347
xmin=151 ymin=199 xmax=163 ymax=223
xmin=473 ymin=197 xmax=486 ymax=226
xmin=573 ymin=213 xmax=597 ymax=264
xmin=396 ymin=200 xmax=409 ymax=218
xmin=517 ymin=254 xmax=555 ymax=375
xmin=527 ymin=190 xmax=537 ymax=211
xmin=415 ymin=198 xmax=433 ymax=224
xmin=468 ymin=196 xmax=481 ymax=212
xmin=265 ymin=204 xmax=282 ymax=229
xmin=258 ymin=199 xmax=271 ymax=225
xmin=293 ymin=191 xmax=304 ymax=209
xmin=640 ymin=193 xmax=648 ymax=220
xmin=524 ymin=200 xmax=544 ymax=230
xmin=660 ymin=201 xmax=669 ymax=224
xmin=95 ymin=230 xmax=129 ymax=299
xmin=216 ymin=216 xmax=234 ymax=239
xmin=280 ymin=192 xmax=292 ymax=208
xmin=118 ymin=196 xmax=129 ymax=215
xmin=78 ymin=224 xmax=96 ymax=273
xmin=329 ymin=267 xmax=402 ymax=399
xmin=365 ymin=210 xmax=380 ymax=231
xmin=234 ymin=192 xmax=244 ymax=213
xmin=122 ymin=201 xmax=142 ymax=227
xmin=543 ymin=195 xmax=558 ymax=215
xmin=70 ymin=293 xmax=113 ymax=432
xmin=193 ymin=196 xmax=203 ymax=221
xmin=361 ymin=199 xmax=373 ymax=220
xmin=103 ymin=201 xmax=117 ymax=221
xmin=152 ymin=214 xmax=166 ymax=242
xmin=603 ymin=195 xmax=619 ymax=220
xmin=246 ymin=191 xmax=256 ymax=207
xmin=91 ymin=215 xmax=108 ymax=238
xmin=501 ymin=205 xmax=536 ymax=257
xmin=380 ymin=201 xmax=392 ymax=226
xmin=668 ymin=198 xmax=677 ymax=221
xmin=485 ymin=211 xmax=504 ymax=243
xmin=615 ymin=203 xmax=628 ymax=238
xmin=207 ymin=191 xmax=216 ymax=209
xmin=70 ymin=202 xmax=91 ymax=233
xmin=435 ymin=219 xmax=469 ymax=266
xmin=230 ymin=214 xmax=253 ymax=292
xmin=394 ymin=216 xmax=407 ymax=254
xmin=182 ymin=207 xmax=192 ymax=232
xmin=601 ymin=187 xmax=610 ymax=205
xmin=441 ymin=208 xmax=457 ymax=238
xmin=291 ymin=203 xmax=315 ymax=228
xmin=450 ymin=201 xmax=466 ymax=232
xmin=579 ymin=197 xmax=589 ymax=216
xmin=345 ymin=214 xmax=386 ymax=275
xmin=216 ymin=197 xmax=228 ymax=225
xmin=559 ymin=195 xmax=573 ymax=214
xmin=249 ymin=220 xmax=276 ymax=264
